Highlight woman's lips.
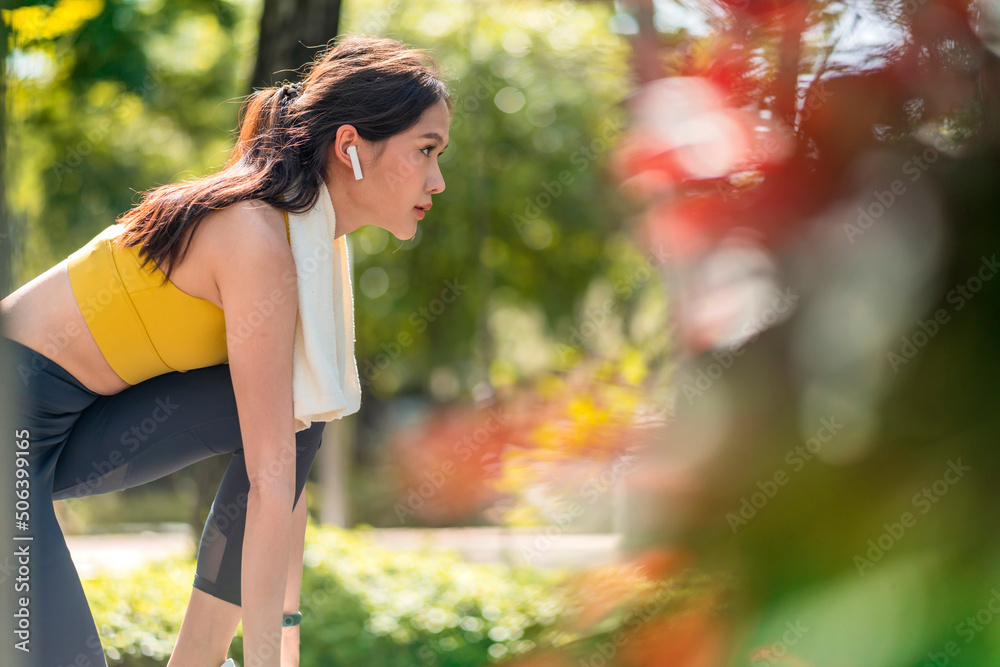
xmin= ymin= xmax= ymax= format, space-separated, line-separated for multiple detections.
xmin=413 ymin=206 xmax=425 ymax=220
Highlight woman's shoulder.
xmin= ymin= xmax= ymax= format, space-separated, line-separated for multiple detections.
xmin=200 ymin=199 xmax=290 ymax=256
xmin=201 ymin=199 xmax=295 ymax=291
xmin=204 ymin=199 xmax=285 ymax=237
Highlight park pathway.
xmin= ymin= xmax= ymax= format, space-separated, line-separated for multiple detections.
xmin=66 ymin=526 xmax=624 ymax=578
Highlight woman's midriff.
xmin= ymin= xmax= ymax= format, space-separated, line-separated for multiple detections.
xmin=1 ymin=260 xmax=132 ymax=395
xmin=0 ymin=222 xmax=224 ymax=396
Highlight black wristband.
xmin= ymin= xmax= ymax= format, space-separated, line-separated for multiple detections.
xmin=283 ymin=611 xmax=302 ymax=627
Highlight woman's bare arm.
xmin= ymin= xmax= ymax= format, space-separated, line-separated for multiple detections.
xmin=213 ymin=202 xmax=299 ymax=667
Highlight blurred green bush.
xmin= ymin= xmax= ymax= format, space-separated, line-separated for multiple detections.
xmin=82 ymin=552 xmax=193 ymax=666
xmin=82 ymin=521 xmax=573 ymax=666
xmin=83 ymin=521 xmax=732 ymax=666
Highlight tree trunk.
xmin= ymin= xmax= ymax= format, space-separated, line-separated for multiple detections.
xmin=250 ymin=0 xmax=343 ymax=89
xmin=773 ymin=1 xmax=809 ymax=129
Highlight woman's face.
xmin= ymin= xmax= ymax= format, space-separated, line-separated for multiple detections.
xmin=328 ymin=98 xmax=451 ymax=241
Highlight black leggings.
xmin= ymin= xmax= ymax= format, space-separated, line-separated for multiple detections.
xmin=1 ymin=336 xmax=326 ymax=667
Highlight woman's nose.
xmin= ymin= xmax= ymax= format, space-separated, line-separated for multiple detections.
xmin=428 ymin=164 xmax=446 ymax=194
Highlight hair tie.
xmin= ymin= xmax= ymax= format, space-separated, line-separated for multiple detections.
xmin=279 ymin=81 xmax=304 ymax=106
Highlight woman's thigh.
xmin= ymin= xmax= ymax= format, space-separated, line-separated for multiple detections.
xmin=47 ymin=359 xmax=328 ymax=608
xmin=52 ymin=363 xmax=244 ymax=499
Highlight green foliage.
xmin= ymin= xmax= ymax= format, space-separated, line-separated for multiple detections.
xmin=4 ymin=0 xmax=258 ymax=280
xmin=234 ymin=523 xmax=574 ymax=666
xmin=82 ymin=521 xmax=732 ymax=666
xmin=81 ymin=521 xmax=576 ymax=666
xmin=340 ymin=0 xmax=651 ymax=400
xmin=83 ymin=553 xmax=194 ymax=665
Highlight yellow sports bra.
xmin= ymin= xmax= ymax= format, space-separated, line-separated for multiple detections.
xmin=66 ymin=211 xmax=291 ymax=385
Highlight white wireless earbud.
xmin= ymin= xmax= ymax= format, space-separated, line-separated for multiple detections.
xmin=346 ymin=145 xmax=363 ymax=180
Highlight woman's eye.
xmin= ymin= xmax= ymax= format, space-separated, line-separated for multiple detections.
xmin=421 ymin=146 xmax=433 ymax=156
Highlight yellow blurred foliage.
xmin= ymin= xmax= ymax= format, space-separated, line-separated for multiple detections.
xmin=3 ymin=0 xmax=104 ymax=42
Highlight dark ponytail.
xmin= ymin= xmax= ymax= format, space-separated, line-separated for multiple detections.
xmin=116 ymin=34 xmax=452 ymax=284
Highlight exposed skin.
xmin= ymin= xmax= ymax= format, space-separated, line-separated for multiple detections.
xmin=0 ymin=98 xmax=450 ymax=667
xmin=325 ymin=97 xmax=450 ymax=241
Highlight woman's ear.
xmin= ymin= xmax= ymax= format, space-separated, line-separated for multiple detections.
xmin=331 ymin=125 xmax=361 ymax=173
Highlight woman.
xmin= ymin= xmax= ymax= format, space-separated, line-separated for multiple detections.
xmin=0 ymin=34 xmax=450 ymax=667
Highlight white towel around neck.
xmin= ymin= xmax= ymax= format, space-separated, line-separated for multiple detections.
xmin=286 ymin=180 xmax=362 ymax=432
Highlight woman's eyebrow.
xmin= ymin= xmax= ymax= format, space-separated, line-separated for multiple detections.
xmin=419 ymin=132 xmax=449 ymax=149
